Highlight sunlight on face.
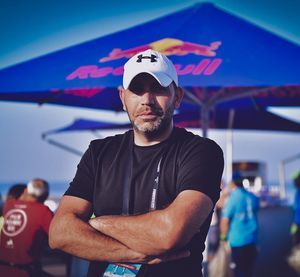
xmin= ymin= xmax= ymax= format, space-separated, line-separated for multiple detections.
xmin=123 ymin=73 xmax=177 ymax=137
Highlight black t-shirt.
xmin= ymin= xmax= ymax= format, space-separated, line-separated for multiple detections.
xmin=65 ymin=127 xmax=224 ymax=277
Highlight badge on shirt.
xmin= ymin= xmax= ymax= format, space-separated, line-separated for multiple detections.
xmin=102 ymin=263 xmax=142 ymax=277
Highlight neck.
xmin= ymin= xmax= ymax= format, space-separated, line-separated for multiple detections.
xmin=133 ymin=123 xmax=174 ymax=146
xmin=19 ymin=193 xmax=37 ymax=202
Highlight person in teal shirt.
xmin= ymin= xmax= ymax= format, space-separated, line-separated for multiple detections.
xmin=220 ymin=173 xmax=259 ymax=277
xmin=291 ymin=170 xmax=300 ymax=245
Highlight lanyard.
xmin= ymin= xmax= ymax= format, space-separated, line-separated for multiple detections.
xmin=149 ymin=157 xmax=162 ymax=211
xmin=122 ymin=132 xmax=164 ymax=215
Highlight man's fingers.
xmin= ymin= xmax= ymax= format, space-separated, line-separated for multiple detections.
xmin=89 ymin=218 xmax=101 ymax=230
xmin=147 ymin=258 xmax=163 ymax=265
xmin=147 ymin=250 xmax=190 ymax=264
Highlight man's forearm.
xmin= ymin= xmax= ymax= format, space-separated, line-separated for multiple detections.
xmin=49 ymin=212 xmax=146 ymax=263
xmin=49 ymin=196 xmax=190 ymax=265
xmin=89 ymin=191 xmax=213 ymax=255
xmin=90 ymin=209 xmax=172 ymax=255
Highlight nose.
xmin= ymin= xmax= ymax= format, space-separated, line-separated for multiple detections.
xmin=141 ymin=91 xmax=155 ymax=105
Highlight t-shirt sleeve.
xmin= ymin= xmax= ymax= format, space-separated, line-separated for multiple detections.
xmin=64 ymin=142 xmax=96 ymax=202
xmin=222 ymin=194 xmax=235 ymax=219
xmin=177 ymin=138 xmax=224 ymax=205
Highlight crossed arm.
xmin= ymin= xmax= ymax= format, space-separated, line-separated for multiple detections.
xmin=49 ymin=196 xmax=148 ymax=263
xmin=49 ymin=190 xmax=213 ymax=263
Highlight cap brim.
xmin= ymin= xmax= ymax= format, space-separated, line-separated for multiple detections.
xmin=123 ymin=71 xmax=173 ymax=90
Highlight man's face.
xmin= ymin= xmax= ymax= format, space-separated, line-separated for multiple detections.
xmin=120 ymin=73 xmax=183 ymax=136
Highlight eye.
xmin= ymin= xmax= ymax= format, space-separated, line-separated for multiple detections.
xmin=128 ymin=83 xmax=144 ymax=95
xmin=150 ymin=84 xmax=169 ymax=94
xmin=128 ymin=82 xmax=170 ymax=95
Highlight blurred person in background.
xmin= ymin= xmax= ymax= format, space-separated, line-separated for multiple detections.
xmin=291 ymin=170 xmax=300 ymax=245
xmin=6 ymin=183 xmax=27 ymax=201
xmin=206 ymin=180 xmax=227 ymax=263
xmin=0 ymin=192 xmax=3 ymax=215
xmin=0 ymin=183 xmax=27 ymax=231
xmin=220 ymin=173 xmax=260 ymax=277
xmin=0 ymin=178 xmax=53 ymax=277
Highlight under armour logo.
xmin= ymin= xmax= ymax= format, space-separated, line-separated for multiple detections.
xmin=136 ymin=54 xmax=158 ymax=63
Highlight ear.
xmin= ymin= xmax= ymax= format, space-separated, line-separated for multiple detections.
xmin=174 ymin=87 xmax=184 ymax=109
xmin=119 ymin=87 xmax=127 ymax=111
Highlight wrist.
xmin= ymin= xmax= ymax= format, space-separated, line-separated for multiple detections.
xmin=220 ymin=233 xmax=227 ymax=241
xmin=291 ymin=223 xmax=298 ymax=235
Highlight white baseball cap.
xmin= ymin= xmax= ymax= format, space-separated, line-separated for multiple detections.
xmin=123 ymin=49 xmax=178 ymax=90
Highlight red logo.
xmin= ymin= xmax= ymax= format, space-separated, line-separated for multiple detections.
xmin=3 ymin=209 xmax=27 ymax=237
xmin=99 ymin=38 xmax=221 ymax=62
xmin=66 ymin=38 xmax=222 ymax=83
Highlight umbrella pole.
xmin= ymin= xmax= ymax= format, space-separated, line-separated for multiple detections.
xmin=279 ymin=152 xmax=300 ymax=201
xmin=43 ymin=137 xmax=83 ymax=156
xmin=278 ymin=161 xmax=286 ymax=201
xmin=201 ymin=106 xmax=208 ymax=138
xmin=226 ymin=109 xmax=235 ymax=185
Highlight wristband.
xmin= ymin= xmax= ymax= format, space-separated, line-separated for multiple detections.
xmin=220 ymin=234 xmax=227 ymax=241
xmin=291 ymin=223 xmax=298 ymax=235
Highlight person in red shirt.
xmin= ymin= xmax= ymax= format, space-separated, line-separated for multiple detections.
xmin=0 ymin=178 xmax=53 ymax=276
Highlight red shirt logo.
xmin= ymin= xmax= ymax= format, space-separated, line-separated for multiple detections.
xmin=2 ymin=209 xmax=27 ymax=237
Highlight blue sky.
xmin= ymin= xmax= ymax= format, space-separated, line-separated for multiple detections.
xmin=0 ymin=0 xmax=299 ymax=188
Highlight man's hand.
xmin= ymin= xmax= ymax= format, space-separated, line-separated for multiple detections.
xmin=89 ymin=218 xmax=190 ymax=264
xmin=49 ymin=195 xmax=190 ymax=264
xmin=219 ymin=240 xmax=231 ymax=255
xmin=145 ymin=250 xmax=191 ymax=264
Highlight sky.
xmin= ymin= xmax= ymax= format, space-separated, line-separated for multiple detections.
xmin=0 ymin=0 xmax=299 ymax=189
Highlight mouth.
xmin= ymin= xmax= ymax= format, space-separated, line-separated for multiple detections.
xmin=138 ymin=113 xmax=158 ymax=120
xmin=136 ymin=107 xmax=163 ymax=121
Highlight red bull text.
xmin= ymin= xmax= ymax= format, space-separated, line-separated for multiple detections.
xmin=66 ymin=38 xmax=223 ymax=81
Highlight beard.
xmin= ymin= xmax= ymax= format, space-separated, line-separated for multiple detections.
xmin=129 ymin=103 xmax=175 ymax=139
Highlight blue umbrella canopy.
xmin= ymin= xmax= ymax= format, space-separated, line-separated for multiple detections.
xmin=42 ymin=119 xmax=132 ymax=156
xmin=42 ymin=119 xmax=131 ymax=135
xmin=0 ymin=2 xmax=299 ymax=112
xmin=43 ymin=110 xmax=300 ymax=136
xmin=41 ymin=109 xmax=300 ymax=156
xmin=1 ymin=2 xmax=300 ymax=139
xmin=174 ymin=109 xmax=300 ymax=132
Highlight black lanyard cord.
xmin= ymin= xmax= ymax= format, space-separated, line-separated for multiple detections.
xmin=150 ymin=157 xmax=163 ymax=211
xmin=122 ymin=132 xmax=166 ymax=215
xmin=122 ymin=133 xmax=133 ymax=215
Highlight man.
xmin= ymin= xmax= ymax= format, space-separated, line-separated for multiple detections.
xmin=220 ymin=173 xmax=260 ymax=277
xmin=0 ymin=178 xmax=53 ymax=276
xmin=49 ymin=49 xmax=224 ymax=277
xmin=291 ymin=170 xmax=300 ymax=245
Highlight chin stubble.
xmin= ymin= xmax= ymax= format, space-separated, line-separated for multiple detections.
xmin=132 ymin=104 xmax=175 ymax=137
